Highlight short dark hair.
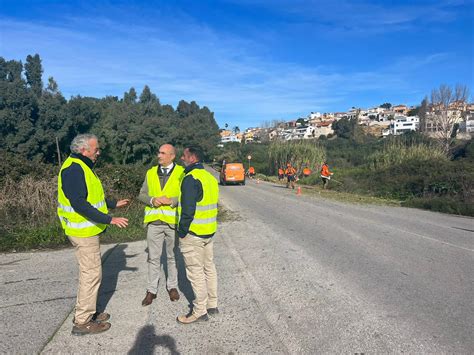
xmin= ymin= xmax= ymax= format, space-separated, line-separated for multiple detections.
xmin=185 ymin=145 xmax=204 ymax=162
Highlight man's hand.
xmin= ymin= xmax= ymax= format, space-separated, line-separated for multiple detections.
xmin=156 ymin=196 xmax=173 ymax=206
xmin=111 ymin=217 xmax=128 ymax=228
xmin=116 ymin=199 xmax=130 ymax=208
xmin=152 ymin=197 xmax=162 ymax=207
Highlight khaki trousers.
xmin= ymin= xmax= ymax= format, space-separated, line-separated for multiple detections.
xmin=146 ymin=223 xmax=178 ymax=293
xmin=68 ymin=235 xmax=101 ymax=325
xmin=179 ymin=235 xmax=218 ymax=317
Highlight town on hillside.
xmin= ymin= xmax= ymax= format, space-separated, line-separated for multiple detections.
xmin=219 ymin=101 xmax=474 ymax=145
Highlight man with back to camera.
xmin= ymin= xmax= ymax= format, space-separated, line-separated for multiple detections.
xmin=320 ymin=161 xmax=333 ymax=189
xmin=57 ymin=133 xmax=129 ymax=336
xmin=176 ymin=146 xmax=219 ymax=324
xmin=138 ymin=144 xmax=184 ymax=306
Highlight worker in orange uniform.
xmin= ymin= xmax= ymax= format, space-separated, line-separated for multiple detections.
xmin=302 ymin=167 xmax=311 ymax=177
xmin=248 ymin=166 xmax=255 ymax=179
xmin=320 ymin=161 xmax=333 ymax=189
xmin=278 ymin=167 xmax=284 ymax=181
xmin=285 ymin=163 xmax=297 ymax=189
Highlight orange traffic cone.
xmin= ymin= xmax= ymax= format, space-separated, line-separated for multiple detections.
xmin=296 ymin=186 xmax=301 ymax=195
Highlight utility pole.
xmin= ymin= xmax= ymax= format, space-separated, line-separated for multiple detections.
xmin=56 ymin=136 xmax=62 ymax=166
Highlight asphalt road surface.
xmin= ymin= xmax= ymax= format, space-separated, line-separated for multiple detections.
xmin=0 ymin=177 xmax=472 ymax=353
xmin=218 ymin=178 xmax=473 ymax=353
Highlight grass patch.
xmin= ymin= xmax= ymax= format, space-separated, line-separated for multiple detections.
xmin=269 ymin=177 xmax=401 ymax=207
xmin=0 ymin=202 xmax=146 ymax=252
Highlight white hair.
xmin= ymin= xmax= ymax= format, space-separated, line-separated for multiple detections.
xmin=70 ymin=133 xmax=98 ymax=154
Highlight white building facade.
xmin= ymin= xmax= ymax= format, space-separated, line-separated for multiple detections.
xmin=383 ymin=115 xmax=419 ymax=136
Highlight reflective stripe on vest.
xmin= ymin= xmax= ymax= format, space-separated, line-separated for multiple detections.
xmin=57 ymin=156 xmax=108 ymax=237
xmin=180 ymin=168 xmax=219 ymax=236
xmin=190 ymin=216 xmax=217 ymax=224
xmin=144 ymin=209 xmax=176 ymax=217
xmin=144 ymin=165 xmax=184 ymax=225
xmin=59 ymin=218 xmax=100 ymax=229
xmin=58 ymin=200 xmax=105 ymax=213
xmin=178 ymin=203 xmax=218 ymax=211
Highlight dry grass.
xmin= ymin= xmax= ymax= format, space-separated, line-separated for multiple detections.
xmin=0 ymin=174 xmax=147 ymax=251
xmin=369 ymin=141 xmax=447 ymax=170
xmin=0 ymin=176 xmax=58 ymax=233
xmin=267 ymin=176 xmax=400 ymax=207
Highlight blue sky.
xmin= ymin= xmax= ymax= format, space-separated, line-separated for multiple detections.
xmin=1 ymin=0 xmax=473 ymax=129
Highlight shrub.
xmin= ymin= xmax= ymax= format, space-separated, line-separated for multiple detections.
xmin=368 ymin=140 xmax=447 ymax=170
xmin=0 ymin=163 xmax=150 ymax=251
xmin=268 ymin=140 xmax=326 ymax=173
xmin=0 ymin=150 xmax=56 ymax=184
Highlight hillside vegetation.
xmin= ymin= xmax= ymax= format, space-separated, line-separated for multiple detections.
xmin=1 ymin=54 xmax=472 ymax=252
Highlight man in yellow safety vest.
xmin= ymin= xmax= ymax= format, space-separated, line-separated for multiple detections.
xmin=138 ymin=144 xmax=184 ymax=306
xmin=57 ymin=133 xmax=129 ymax=336
xmin=176 ymin=146 xmax=219 ymax=324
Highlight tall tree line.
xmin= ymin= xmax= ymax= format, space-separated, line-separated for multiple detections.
xmin=0 ymin=54 xmax=220 ymax=164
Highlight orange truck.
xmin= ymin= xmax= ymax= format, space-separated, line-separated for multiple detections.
xmin=220 ymin=163 xmax=246 ymax=185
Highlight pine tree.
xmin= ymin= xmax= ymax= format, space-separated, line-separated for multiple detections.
xmin=25 ymin=54 xmax=43 ymax=97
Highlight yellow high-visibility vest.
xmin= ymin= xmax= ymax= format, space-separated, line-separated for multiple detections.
xmin=57 ymin=156 xmax=108 ymax=237
xmin=144 ymin=165 xmax=184 ymax=225
xmin=179 ymin=168 xmax=218 ymax=236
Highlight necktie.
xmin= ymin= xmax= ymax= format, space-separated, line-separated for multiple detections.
xmin=162 ymin=168 xmax=168 ymax=175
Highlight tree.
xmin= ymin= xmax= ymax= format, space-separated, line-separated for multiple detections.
xmin=24 ymin=54 xmax=43 ymax=97
xmin=380 ymin=102 xmax=392 ymax=109
xmin=427 ymin=84 xmax=470 ymax=156
xmin=332 ymin=117 xmax=356 ymax=139
xmin=0 ymin=54 xmax=221 ymax=165
xmin=268 ymin=140 xmax=326 ymax=174
xmin=139 ymin=85 xmax=152 ymax=103
xmin=46 ymin=77 xmax=59 ymax=95
xmin=123 ymin=87 xmax=137 ymax=104
xmin=4 ymin=59 xmax=23 ymax=82
xmin=418 ymin=97 xmax=428 ymax=132
xmin=407 ymin=107 xmax=419 ymax=117
xmin=0 ymin=57 xmax=37 ymax=157
xmin=177 ymin=100 xmax=191 ymax=117
xmin=232 ymin=126 xmax=240 ymax=134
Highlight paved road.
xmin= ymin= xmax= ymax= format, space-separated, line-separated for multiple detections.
xmin=0 ymin=177 xmax=473 ymax=353
xmin=219 ymin=178 xmax=474 ymax=353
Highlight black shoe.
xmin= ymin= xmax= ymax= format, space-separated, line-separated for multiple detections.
xmin=207 ymin=307 xmax=219 ymax=316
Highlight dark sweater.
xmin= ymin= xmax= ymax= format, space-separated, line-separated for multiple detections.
xmin=61 ymin=153 xmax=116 ymax=225
xmin=177 ymin=162 xmax=214 ymax=239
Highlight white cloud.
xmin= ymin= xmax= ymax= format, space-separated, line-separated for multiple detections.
xmin=0 ymin=13 xmax=458 ymax=127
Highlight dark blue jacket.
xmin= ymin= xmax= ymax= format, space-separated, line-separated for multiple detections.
xmin=177 ymin=162 xmax=214 ymax=239
xmin=61 ymin=153 xmax=116 ymax=225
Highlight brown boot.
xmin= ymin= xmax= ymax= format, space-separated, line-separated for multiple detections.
xmin=71 ymin=320 xmax=111 ymax=336
xmin=168 ymin=288 xmax=180 ymax=302
xmin=141 ymin=291 xmax=157 ymax=306
xmin=176 ymin=312 xmax=209 ymax=324
xmin=72 ymin=312 xmax=110 ymax=324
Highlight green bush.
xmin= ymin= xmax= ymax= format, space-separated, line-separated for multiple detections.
xmin=0 ymin=150 xmax=56 ymax=184
xmin=0 ymin=162 xmax=150 ymax=252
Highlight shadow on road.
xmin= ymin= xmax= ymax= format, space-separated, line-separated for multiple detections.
xmin=128 ymin=324 xmax=179 ymax=355
xmin=164 ymin=236 xmax=194 ymax=306
xmin=98 ymin=244 xmax=138 ymax=312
